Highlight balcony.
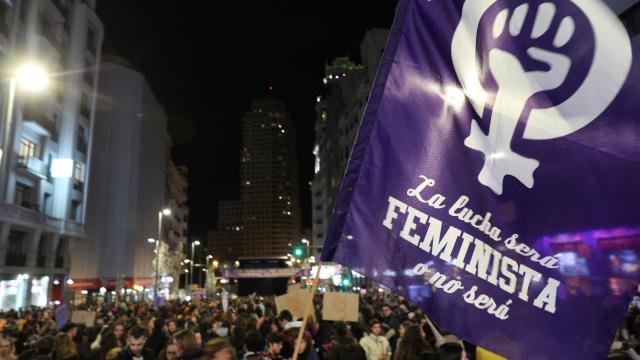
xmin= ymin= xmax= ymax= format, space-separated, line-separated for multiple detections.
xmin=22 ymin=107 xmax=57 ymax=138
xmin=5 ymin=254 xmax=27 ymax=267
xmin=17 ymin=157 xmax=48 ymax=179
xmin=0 ymin=202 xmax=85 ymax=237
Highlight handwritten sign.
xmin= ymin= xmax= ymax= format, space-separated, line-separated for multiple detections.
xmin=322 ymin=292 xmax=359 ymax=322
xmin=71 ymin=310 xmax=96 ymax=327
xmin=275 ymin=290 xmax=309 ymax=319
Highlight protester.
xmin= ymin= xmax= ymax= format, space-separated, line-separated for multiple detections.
xmin=359 ymin=321 xmax=391 ymax=360
xmin=0 ymin=336 xmax=16 ymax=360
xmin=1 ymin=288 xmax=638 ymax=360
xmin=33 ymin=336 xmax=56 ymax=360
xmin=202 ymin=339 xmax=236 ymax=360
xmin=115 ymin=326 xmax=154 ymax=360
xmin=392 ymin=324 xmax=432 ymax=360
xmin=263 ymin=333 xmax=284 ymax=360
xmin=433 ymin=343 xmax=466 ymax=360
xmin=55 ymin=332 xmax=80 ymax=360
xmin=146 ymin=319 xmax=167 ymax=356
xmin=37 ymin=311 xmax=56 ymax=337
xmin=325 ymin=323 xmax=366 ymax=360
xmin=170 ymin=330 xmax=202 ymax=360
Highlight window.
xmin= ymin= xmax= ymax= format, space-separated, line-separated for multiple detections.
xmin=77 ymin=125 xmax=87 ymax=154
xmin=70 ymin=200 xmax=81 ymax=221
xmin=74 ymin=162 xmax=82 ymax=182
xmin=80 ymin=93 xmax=91 ymax=118
xmin=43 ymin=193 xmax=52 ymax=215
xmin=18 ymin=138 xmax=36 ymax=165
xmin=7 ymin=231 xmax=25 ymax=255
xmin=6 ymin=230 xmax=26 ymax=266
xmin=55 ymin=238 xmax=66 ymax=267
xmin=15 ymin=182 xmax=32 ymax=208
xmin=37 ymin=235 xmax=48 ymax=267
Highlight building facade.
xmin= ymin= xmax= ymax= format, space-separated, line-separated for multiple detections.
xmin=208 ymin=98 xmax=301 ymax=261
xmin=68 ymin=61 xmax=168 ymax=302
xmin=0 ymin=0 xmax=103 ymax=310
xmin=311 ymin=29 xmax=388 ymax=254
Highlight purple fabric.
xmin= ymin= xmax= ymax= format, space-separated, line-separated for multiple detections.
xmin=321 ymin=0 xmax=640 ymax=359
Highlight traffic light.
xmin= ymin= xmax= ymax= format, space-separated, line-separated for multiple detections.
xmin=341 ymin=275 xmax=351 ymax=288
xmin=292 ymin=245 xmax=304 ymax=258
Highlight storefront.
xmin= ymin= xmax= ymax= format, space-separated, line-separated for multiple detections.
xmin=0 ymin=275 xmax=51 ymax=310
xmin=67 ymin=277 xmax=154 ymax=304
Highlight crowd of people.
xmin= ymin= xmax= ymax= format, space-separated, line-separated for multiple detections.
xmin=0 ymin=292 xmax=469 ymax=360
xmin=4 ymin=289 xmax=640 ymax=360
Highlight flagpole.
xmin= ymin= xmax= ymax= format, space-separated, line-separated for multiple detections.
xmin=292 ymin=261 xmax=323 ymax=360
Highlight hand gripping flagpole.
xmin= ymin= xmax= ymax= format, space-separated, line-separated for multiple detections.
xmin=292 ymin=261 xmax=323 ymax=360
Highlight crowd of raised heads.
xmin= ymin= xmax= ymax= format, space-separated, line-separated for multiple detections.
xmin=3 ymin=291 xmax=637 ymax=360
xmin=0 ymin=293 xmax=470 ymax=360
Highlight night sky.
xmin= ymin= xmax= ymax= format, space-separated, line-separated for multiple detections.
xmin=95 ymin=1 xmax=398 ymax=240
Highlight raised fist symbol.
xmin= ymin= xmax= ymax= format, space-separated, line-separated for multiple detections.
xmin=464 ymin=3 xmax=574 ymax=195
xmin=451 ymin=0 xmax=631 ymax=195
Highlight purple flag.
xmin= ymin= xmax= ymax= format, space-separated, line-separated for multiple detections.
xmin=55 ymin=304 xmax=69 ymax=330
xmin=321 ymin=0 xmax=640 ymax=359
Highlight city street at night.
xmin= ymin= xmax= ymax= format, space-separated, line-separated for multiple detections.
xmin=1 ymin=1 xmax=640 ymax=359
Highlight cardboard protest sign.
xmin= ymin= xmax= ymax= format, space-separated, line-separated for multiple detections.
xmin=71 ymin=310 xmax=96 ymax=327
xmin=322 ymin=292 xmax=359 ymax=322
xmin=275 ymin=290 xmax=309 ymax=319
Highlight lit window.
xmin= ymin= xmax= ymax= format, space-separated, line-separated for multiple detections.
xmin=74 ymin=162 xmax=82 ymax=182
xmin=18 ymin=138 xmax=36 ymax=165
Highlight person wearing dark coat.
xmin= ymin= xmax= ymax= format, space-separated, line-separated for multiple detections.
xmin=115 ymin=326 xmax=155 ymax=360
xmin=326 ymin=335 xmax=367 ymax=360
xmin=146 ymin=319 xmax=168 ymax=357
xmin=33 ymin=335 xmax=57 ymax=360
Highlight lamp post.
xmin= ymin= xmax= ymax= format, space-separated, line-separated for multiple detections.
xmin=190 ymin=240 xmax=200 ymax=289
xmin=153 ymin=208 xmax=171 ymax=300
xmin=301 ymin=239 xmax=310 ymax=267
xmin=0 ymin=63 xmax=49 ymax=200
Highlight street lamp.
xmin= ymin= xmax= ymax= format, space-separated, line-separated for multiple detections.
xmin=301 ymin=239 xmax=310 ymax=267
xmin=153 ymin=208 xmax=172 ymax=300
xmin=0 ymin=63 xmax=49 ymax=200
xmin=190 ymin=240 xmax=200 ymax=289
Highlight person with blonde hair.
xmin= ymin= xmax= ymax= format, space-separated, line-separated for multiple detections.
xmin=202 ymin=339 xmax=236 ymax=360
xmin=56 ymin=333 xmax=80 ymax=360
xmin=169 ymin=330 xmax=202 ymax=360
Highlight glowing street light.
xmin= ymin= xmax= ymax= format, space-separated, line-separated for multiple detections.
xmin=0 ymin=63 xmax=50 ymax=196
xmin=154 ymin=207 xmax=172 ymax=299
xmin=16 ymin=63 xmax=49 ymax=92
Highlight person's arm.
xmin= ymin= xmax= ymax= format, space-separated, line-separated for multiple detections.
xmin=384 ymin=338 xmax=392 ymax=359
xmin=359 ymin=338 xmax=371 ymax=359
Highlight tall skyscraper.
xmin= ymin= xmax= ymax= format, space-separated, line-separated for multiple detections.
xmin=311 ymin=29 xmax=388 ymax=254
xmin=208 ymin=98 xmax=301 ymax=261
xmin=0 ymin=0 xmax=103 ymax=309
